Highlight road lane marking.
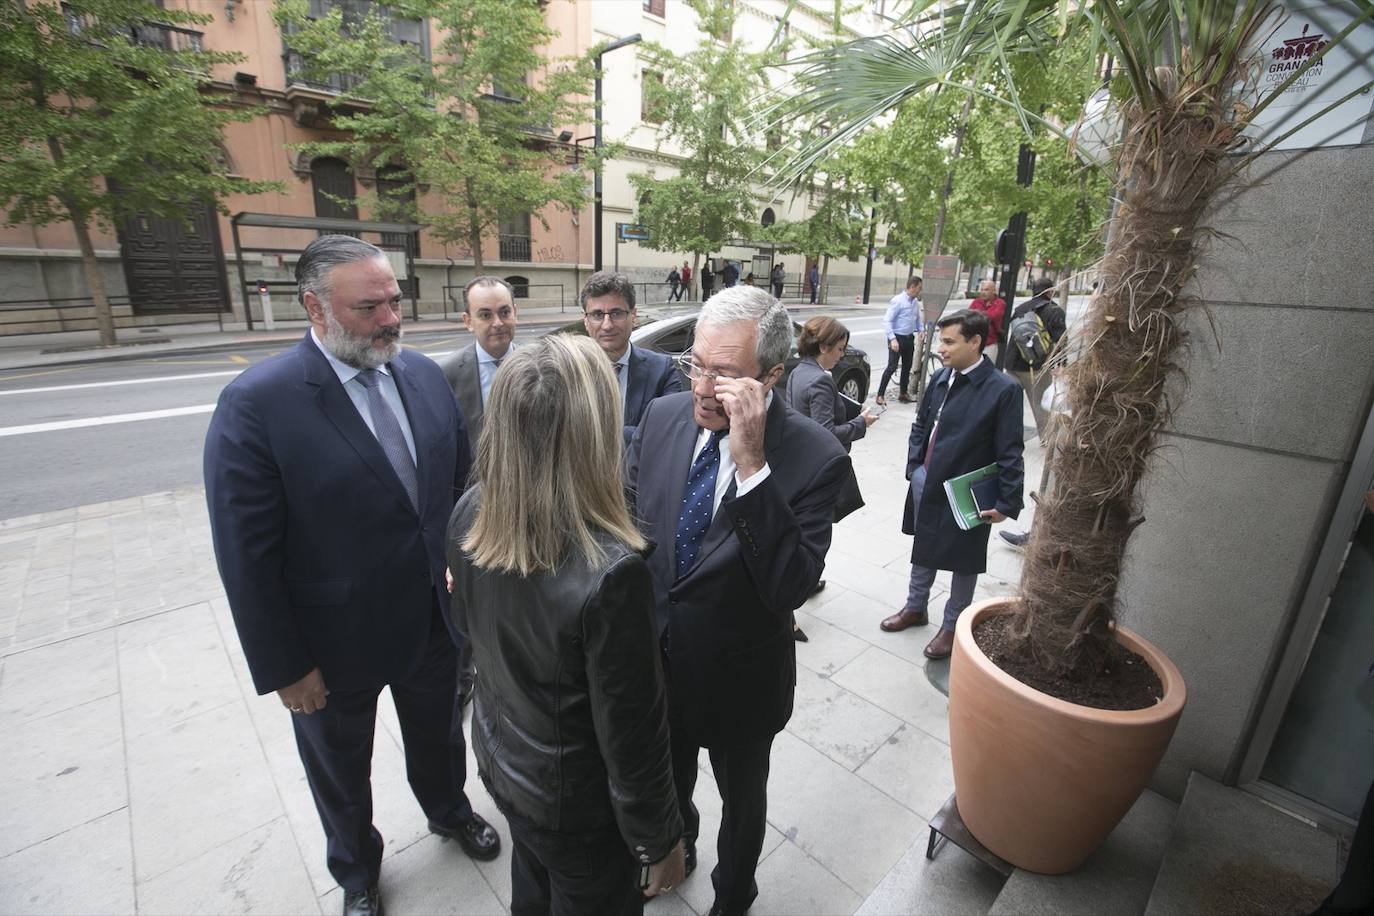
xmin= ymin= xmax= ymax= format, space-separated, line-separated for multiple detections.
xmin=0 ymin=366 xmax=83 ymax=384
xmin=0 ymin=370 xmax=241 ymax=397
xmin=0 ymin=404 xmax=216 ymax=438
xmin=229 ymin=355 xmax=249 ymax=364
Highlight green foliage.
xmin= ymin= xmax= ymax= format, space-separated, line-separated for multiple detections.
xmin=629 ymin=0 xmax=777 ymax=257
xmin=0 ymin=0 xmax=276 ymax=230
xmin=274 ymin=0 xmax=598 ymax=267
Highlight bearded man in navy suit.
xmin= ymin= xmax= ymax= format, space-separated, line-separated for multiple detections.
xmin=580 ymin=270 xmax=682 ymax=445
xmin=204 ymin=236 xmax=499 ymax=916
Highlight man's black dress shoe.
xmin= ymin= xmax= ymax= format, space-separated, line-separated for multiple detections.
xmin=684 ymin=838 xmax=697 ymax=878
xmin=429 ymin=813 xmax=501 ymax=861
xmin=342 ymin=885 xmax=383 ymax=916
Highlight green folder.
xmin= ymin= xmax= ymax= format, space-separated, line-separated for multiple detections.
xmin=942 ymin=463 xmax=1001 ymax=531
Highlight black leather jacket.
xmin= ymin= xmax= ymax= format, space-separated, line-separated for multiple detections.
xmin=445 ymin=488 xmax=682 ymax=865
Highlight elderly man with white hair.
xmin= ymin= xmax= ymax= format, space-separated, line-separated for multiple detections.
xmin=625 ymin=286 xmax=852 ymax=916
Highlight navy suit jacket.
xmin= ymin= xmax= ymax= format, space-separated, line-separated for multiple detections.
xmin=901 ymin=356 xmax=1024 ymax=574
xmin=625 ymin=392 xmax=849 ymax=746
xmin=622 ymin=346 xmax=683 ymax=445
xmin=204 ymin=334 xmax=471 ymax=695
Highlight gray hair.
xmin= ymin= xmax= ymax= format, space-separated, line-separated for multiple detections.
xmin=578 ymin=271 xmax=636 ymax=311
xmin=464 ymin=275 xmax=515 ymax=311
xmin=296 ymin=235 xmax=387 ymax=306
xmin=699 ymin=286 xmax=793 ymax=371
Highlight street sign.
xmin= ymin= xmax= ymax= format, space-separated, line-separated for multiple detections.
xmin=920 ymin=255 xmax=962 ymax=323
xmin=617 ymin=222 xmax=651 ymax=242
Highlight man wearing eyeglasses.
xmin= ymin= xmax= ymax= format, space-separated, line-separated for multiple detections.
xmin=625 ymin=286 xmax=851 ymax=916
xmin=580 ymin=271 xmax=682 ymax=446
xmin=439 ymin=276 xmax=519 ymax=456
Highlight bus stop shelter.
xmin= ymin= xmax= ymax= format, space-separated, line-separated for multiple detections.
xmin=229 ymin=213 xmax=424 ymax=330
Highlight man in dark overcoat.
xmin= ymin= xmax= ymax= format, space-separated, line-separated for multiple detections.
xmin=880 ymin=308 xmax=1025 ymax=659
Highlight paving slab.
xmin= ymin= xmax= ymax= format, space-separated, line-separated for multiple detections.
xmin=830 ymin=645 xmax=951 ymax=745
xmin=855 ymin=723 xmax=956 ymax=822
xmin=0 ymin=807 xmax=134 ymax=916
xmin=856 ymin=832 xmax=1007 ymax=916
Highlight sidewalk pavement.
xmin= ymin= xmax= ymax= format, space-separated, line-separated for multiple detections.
xmin=0 ymin=377 xmax=1046 ymax=915
xmin=0 ymin=298 xmax=877 ymax=372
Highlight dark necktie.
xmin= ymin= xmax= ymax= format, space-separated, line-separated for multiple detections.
xmin=674 ymin=430 xmax=724 ymax=575
xmin=356 ymin=368 xmax=419 ymax=510
xmin=614 ymin=362 xmax=624 ymax=376
xmin=924 ymin=373 xmax=959 ymax=470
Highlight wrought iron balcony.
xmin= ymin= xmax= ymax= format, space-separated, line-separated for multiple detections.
xmin=499 ymin=234 xmax=532 ymax=263
xmin=284 ymin=51 xmax=367 ymax=95
xmin=63 ymin=6 xmax=204 ymax=53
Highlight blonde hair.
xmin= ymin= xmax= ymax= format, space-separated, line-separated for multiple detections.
xmin=461 ymin=333 xmax=645 ymax=575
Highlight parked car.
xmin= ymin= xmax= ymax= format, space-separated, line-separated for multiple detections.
xmin=559 ymin=310 xmax=872 ymax=402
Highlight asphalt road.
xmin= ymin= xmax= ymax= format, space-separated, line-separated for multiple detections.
xmin=0 ymin=298 xmax=1084 ymax=520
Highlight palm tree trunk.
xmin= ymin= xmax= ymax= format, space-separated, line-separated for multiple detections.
xmin=929 ymin=91 xmax=975 ymax=256
xmin=1013 ymin=91 xmax=1231 ymax=679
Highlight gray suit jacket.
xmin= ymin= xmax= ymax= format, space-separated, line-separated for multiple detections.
xmin=438 ymin=342 xmax=484 ymax=456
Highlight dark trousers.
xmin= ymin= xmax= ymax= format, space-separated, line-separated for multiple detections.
xmin=771 ymin=281 xmax=784 ymax=298
xmin=670 ymin=283 xmax=683 ymax=301
xmin=878 ymin=333 xmax=915 ymax=398
xmin=671 ymin=723 xmax=774 ymax=915
xmin=808 ymin=283 xmax=818 ymax=304
xmin=508 ymin=812 xmax=644 ymax=916
xmin=291 ymin=605 xmax=473 ymax=892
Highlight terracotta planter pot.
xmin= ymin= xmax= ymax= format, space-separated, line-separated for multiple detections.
xmin=949 ymin=597 xmax=1186 ymax=874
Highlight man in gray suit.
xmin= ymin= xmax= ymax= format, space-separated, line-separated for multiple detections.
xmin=439 ymin=276 xmax=518 ymax=457
xmin=580 ymin=270 xmax=682 ymax=445
xmin=437 ymin=275 xmax=516 ymax=703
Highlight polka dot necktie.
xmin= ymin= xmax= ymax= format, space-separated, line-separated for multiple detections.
xmin=674 ymin=430 xmax=725 ymax=576
xmin=356 ymin=368 xmax=419 ymax=510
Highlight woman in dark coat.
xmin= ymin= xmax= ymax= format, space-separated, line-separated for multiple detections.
xmin=446 ymin=334 xmax=685 ymax=915
xmin=785 ymin=316 xmax=878 ymax=640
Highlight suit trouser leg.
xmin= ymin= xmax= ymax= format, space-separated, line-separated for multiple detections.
xmin=669 ymin=714 xmax=702 ymax=849
xmin=940 ymin=572 xmax=979 ymax=632
xmin=897 ymin=334 xmax=914 ymax=395
xmin=877 ymin=334 xmax=912 ymax=399
xmin=291 ymin=685 xmax=385 ymax=892
xmin=708 ymin=735 xmax=775 ymax=914
xmin=389 ymin=606 xmax=475 ymax=828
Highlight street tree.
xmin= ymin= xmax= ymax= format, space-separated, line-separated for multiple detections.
xmin=629 ymin=0 xmax=777 ymax=299
xmin=275 ymin=0 xmax=599 ymax=273
xmin=0 ymin=0 xmax=277 ymax=346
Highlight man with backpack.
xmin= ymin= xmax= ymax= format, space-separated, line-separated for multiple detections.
xmin=1006 ymin=276 xmax=1067 ymax=440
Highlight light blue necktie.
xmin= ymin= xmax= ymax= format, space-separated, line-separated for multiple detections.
xmin=356 ymin=368 xmax=418 ymax=510
xmin=674 ymin=430 xmax=724 ymax=576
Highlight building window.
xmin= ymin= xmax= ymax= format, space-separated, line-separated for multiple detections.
xmin=490 ymin=72 xmax=527 ymax=103
xmin=643 ymin=0 xmax=665 ymax=16
xmin=641 ymin=70 xmax=666 ymax=124
xmin=766 ymin=127 xmax=782 ymax=152
xmin=760 ymin=208 xmax=776 ymax=228
xmin=505 ymin=275 xmax=530 ymax=299
xmin=311 ymin=157 xmax=358 ymax=233
xmin=285 ymin=0 xmax=427 ymax=93
xmin=498 ymin=211 xmax=531 ymax=262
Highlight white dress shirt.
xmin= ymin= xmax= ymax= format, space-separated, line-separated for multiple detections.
xmin=476 ymin=341 xmax=510 ymax=406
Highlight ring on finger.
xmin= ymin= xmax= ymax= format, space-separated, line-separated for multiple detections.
xmin=290 ymin=705 xmax=303 ymax=713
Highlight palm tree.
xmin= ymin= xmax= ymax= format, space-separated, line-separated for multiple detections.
xmin=773 ymin=0 xmax=1374 ymax=681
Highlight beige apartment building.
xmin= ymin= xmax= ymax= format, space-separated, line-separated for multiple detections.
xmin=0 ymin=0 xmax=912 ymax=331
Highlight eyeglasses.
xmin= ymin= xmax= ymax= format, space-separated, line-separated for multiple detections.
xmin=675 ymin=354 xmax=766 ymax=384
xmin=584 ymin=308 xmax=631 ymax=323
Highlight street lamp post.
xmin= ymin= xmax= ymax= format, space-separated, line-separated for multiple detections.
xmin=593 ymin=33 xmax=641 ymax=273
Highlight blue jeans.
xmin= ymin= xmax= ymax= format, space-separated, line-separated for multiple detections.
xmin=907 ymin=466 xmax=979 ymax=632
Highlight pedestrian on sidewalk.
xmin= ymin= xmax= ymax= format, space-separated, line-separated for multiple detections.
xmin=881 ymin=309 xmax=1024 ymax=660
xmin=808 ymin=262 xmax=820 ymax=304
xmin=701 ymin=261 xmax=715 ymax=301
xmin=446 ymin=334 xmax=685 ymax=914
xmin=786 ymin=315 xmax=878 ymax=641
xmin=668 ymin=265 xmax=683 ymax=301
xmin=969 ymin=279 xmax=1007 ymax=363
xmin=875 ymin=275 xmax=922 ymax=405
xmin=680 ymin=261 xmax=693 ymax=301
xmin=204 ymin=235 xmax=500 ymax=916
xmin=1005 ymin=276 xmax=1067 ymax=440
xmin=770 ymin=262 xmax=786 ymax=299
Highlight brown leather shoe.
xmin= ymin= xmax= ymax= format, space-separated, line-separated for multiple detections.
xmin=897 ymin=393 xmax=913 ymax=403
xmin=880 ymin=607 xmax=928 ymax=632
xmin=923 ymin=629 xmax=955 ymax=659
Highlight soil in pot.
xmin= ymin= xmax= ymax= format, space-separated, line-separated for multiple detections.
xmin=973 ymin=614 xmax=1163 ymax=710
